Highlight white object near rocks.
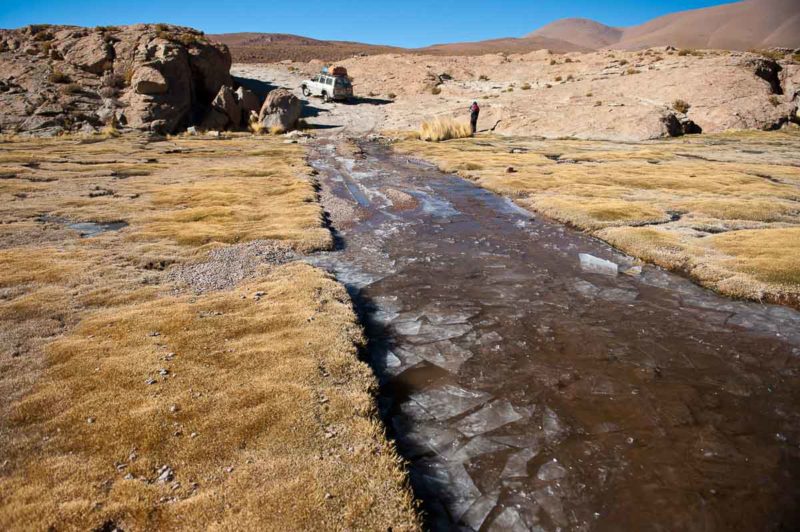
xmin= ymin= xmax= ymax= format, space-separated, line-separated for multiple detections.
xmin=579 ymin=253 xmax=618 ymax=276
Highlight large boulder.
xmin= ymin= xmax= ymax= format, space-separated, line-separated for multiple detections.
xmin=236 ymin=86 xmax=261 ymax=125
xmin=0 ymin=23 xmax=233 ymax=134
xmin=131 ymin=65 xmax=168 ymax=95
xmin=212 ymin=85 xmax=242 ymax=128
xmin=258 ymin=88 xmax=302 ymax=132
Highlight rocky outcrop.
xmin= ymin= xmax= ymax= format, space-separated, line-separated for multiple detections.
xmin=0 ymin=24 xmax=232 ymax=134
xmin=258 ymin=88 xmax=302 ymax=132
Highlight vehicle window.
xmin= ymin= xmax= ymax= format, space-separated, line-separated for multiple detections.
xmin=326 ymin=77 xmax=334 ymax=86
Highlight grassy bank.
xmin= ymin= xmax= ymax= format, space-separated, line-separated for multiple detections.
xmin=395 ymin=129 xmax=800 ymax=307
xmin=0 ymin=134 xmax=419 ymax=530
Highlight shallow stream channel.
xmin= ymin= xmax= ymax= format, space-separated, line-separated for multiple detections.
xmin=306 ymin=139 xmax=800 ymax=531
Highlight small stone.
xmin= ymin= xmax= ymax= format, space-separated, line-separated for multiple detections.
xmin=87 ymin=417 xmax=95 ymax=424
xmin=506 ymin=166 xmax=517 ymax=173
xmin=145 ymin=378 xmax=157 ymax=385
xmin=254 ymin=291 xmax=266 ymax=298
xmin=159 ymin=368 xmax=169 ymax=376
xmin=190 ymin=432 xmax=198 ymax=438
xmin=325 ymin=492 xmax=333 ymax=499
xmin=124 ymin=473 xmax=134 ymax=480
xmin=169 ymin=404 xmax=179 ymax=413
xmin=147 ymin=331 xmax=160 ymax=337
xmin=224 ymin=466 xmax=234 ymax=474
xmin=156 ymin=465 xmax=174 ymax=483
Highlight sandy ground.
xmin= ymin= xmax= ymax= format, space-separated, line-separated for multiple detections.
xmin=234 ymin=47 xmax=799 ymax=142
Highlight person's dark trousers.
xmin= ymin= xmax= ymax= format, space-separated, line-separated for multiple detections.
xmin=471 ymin=113 xmax=479 ymax=134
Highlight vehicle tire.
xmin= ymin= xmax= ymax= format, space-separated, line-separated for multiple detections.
xmin=301 ymin=86 xmax=310 ymax=97
xmin=322 ymin=92 xmax=330 ymax=103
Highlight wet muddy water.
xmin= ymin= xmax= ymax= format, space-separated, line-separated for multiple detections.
xmin=307 ymin=140 xmax=800 ymax=531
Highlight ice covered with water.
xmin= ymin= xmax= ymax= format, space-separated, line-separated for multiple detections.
xmin=409 ymin=385 xmax=491 ymax=421
xmin=413 ymin=340 xmax=475 ymax=373
xmin=490 ymin=506 xmax=528 ymax=532
xmin=501 ymin=447 xmax=538 ymax=479
xmin=459 ymin=491 xmax=500 ymax=530
xmin=415 ymin=459 xmax=482 ymax=522
xmin=397 ymin=421 xmax=460 ymax=457
xmin=536 ymin=459 xmax=567 ymax=481
xmin=441 ymin=435 xmax=509 ymax=463
xmin=579 ymin=253 xmax=619 ymax=276
xmin=456 ymin=400 xmax=527 ymax=437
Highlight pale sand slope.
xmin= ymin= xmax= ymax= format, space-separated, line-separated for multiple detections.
xmin=235 ymin=47 xmax=799 ymax=141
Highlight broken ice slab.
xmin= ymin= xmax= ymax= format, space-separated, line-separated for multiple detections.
xmin=489 ymin=506 xmax=528 ymax=532
xmin=413 ymin=459 xmax=481 ymax=522
xmin=440 ymin=435 xmax=509 ymax=463
xmin=459 ymin=491 xmax=500 ymax=530
xmin=409 ymin=385 xmax=491 ymax=421
xmin=579 ymin=253 xmax=619 ymax=276
xmin=395 ymin=420 xmax=460 ymax=457
xmin=536 ymin=459 xmax=567 ymax=481
xmin=407 ymin=322 xmax=474 ymax=344
xmin=500 ymin=447 xmax=538 ymax=479
xmin=413 ymin=340 xmax=475 ymax=373
xmin=456 ymin=400 xmax=527 ymax=437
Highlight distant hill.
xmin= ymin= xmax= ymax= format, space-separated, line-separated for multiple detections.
xmin=530 ymin=0 xmax=800 ymax=51
xmin=212 ymin=0 xmax=800 ymax=64
xmin=211 ymin=33 xmax=403 ymax=63
xmin=527 ymin=18 xmax=623 ymax=49
xmin=211 ymin=32 xmax=587 ymax=63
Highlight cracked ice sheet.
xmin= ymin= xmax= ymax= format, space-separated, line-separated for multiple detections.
xmin=414 ymin=459 xmax=481 ymax=522
xmin=440 ymin=435 xmax=509 ymax=463
xmin=490 ymin=507 xmax=529 ymax=532
xmin=412 ymin=340 xmax=475 ymax=373
xmin=395 ymin=420 xmax=460 ymax=457
xmin=501 ymin=447 xmax=539 ymax=479
xmin=409 ymin=385 xmax=491 ymax=421
xmin=407 ymin=322 xmax=474 ymax=344
xmin=456 ymin=400 xmax=527 ymax=437
xmin=459 ymin=492 xmax=500 ymax=531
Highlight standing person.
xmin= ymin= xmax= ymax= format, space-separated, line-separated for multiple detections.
xmin=469 ymin=101 xmax=480 ymax=134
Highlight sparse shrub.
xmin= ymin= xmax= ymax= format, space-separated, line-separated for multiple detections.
xmin=554 ymin=76 xmax=562 ymax=82
xmin=124 ymin=68 xmax=135 ymax=87
xmin=626 ymin=68 xmax=640 ymax=75
xmin=672 ymin=99 xmax=691 ymax=113
xmin=478 ymin=74 xmax=489 ymax=81
xmin=566 ymin=75 xmax=574 ymax=81
xmin=33 ymin=31 xmax=54 ymax=42
xmin=594 ymin=101 xmax=602 ymax=107
xmin=249 ymin=115 xmax=265 ymax=134
xmin=545 ymin=83 xmax=552 ymax=89
xmin=419 ymin=117 xmax=472 ymax=142
xmin=768 ymin=95 xmax=781 ymax=107
xmin=586 ymin=92 xmax=593 ymax=97
xmin=95 ymin=25 xmax=120 ymax=33
xmin=62 ymin=83 xmax=82 ymax=95
xmin=750 ymin=49 xmax=785 ymax=61
xmin=792 ymin=53 xmax=800 ymax=63
xmin=387 ymin=92 xmax=397 ymax=99
xmin=49 ymin=70 xmax=71 ymax=83
xmin=619 ymin=59 xmax=629 ymax=66
xmin=549 ymin=59 xmax=557 ymax=66
xmin=177 ymin=32 xmax=201 ymax=47
xmin=521 ymin=83 xmax=531 ymax=90
xmin=269 ymin=125 xmax=285 ymax=135
xmin=564 ymin=57 xmax=573 ymax=63
xmin=431 ymin=86 xmax=442 ymax=95
xmin=678 ymin=48 xmax=702 ymax=57
xmin=100 ymin=123 xmax=120 ymax=138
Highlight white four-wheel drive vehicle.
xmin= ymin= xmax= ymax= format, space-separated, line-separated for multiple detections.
xmin=301 ymin=69 xmax=353 ymax=102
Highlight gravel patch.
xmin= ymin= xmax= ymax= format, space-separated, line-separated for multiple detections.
xmin=168 ymin=240 xmax=297 ymax=292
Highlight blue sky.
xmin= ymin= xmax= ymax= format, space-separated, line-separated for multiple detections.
xmin=0 ymin=0 xmax=736 ymax=48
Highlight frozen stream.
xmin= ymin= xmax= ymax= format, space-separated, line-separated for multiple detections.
xmin=307 ymin=140 xmax=800 ymax=531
